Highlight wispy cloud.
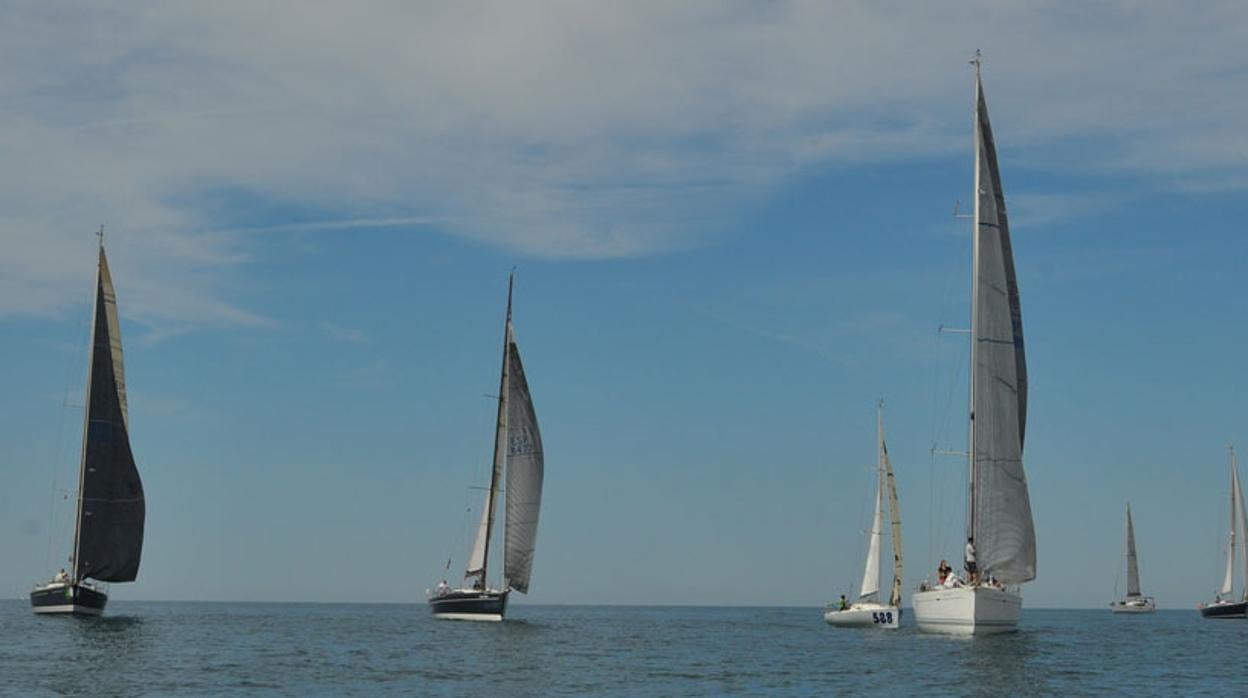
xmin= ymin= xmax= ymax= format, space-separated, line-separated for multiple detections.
xmin=2 ymin=2 xmax=1247 ymax=329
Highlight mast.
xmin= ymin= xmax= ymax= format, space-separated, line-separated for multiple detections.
xmin=477 ymin=273 xmax=514 ymax=586
xmin=966 ymin=50 xmax=983 ymax=544
xmin=70 ymin=230 xmax=105 ymax=582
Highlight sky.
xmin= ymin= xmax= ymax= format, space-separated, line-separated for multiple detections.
xmin=2 ymin=2 xmax=1248 ymax=609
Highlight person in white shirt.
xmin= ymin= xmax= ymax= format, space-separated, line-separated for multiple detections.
xmin=965 ymin=537 xmax=978 ymax=584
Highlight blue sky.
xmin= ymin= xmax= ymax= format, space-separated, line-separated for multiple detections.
xmin=2 ymin=2 xmax=1248 ymax=608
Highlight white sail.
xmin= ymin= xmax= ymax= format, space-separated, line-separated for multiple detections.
xmin=465 ymin=281 xmax=513 ymax=581
xmin=1234 ymin=454 xmax=1248 ymax=599
xmin=465 ymin=487 xmax=494 ymax=577
xmin=969 ymin=72 xmax=1036 ymax=585
xmin=859 ymin=465 xmax=884 ymax=601
xmin=882 ymin=409 xmax=903 ymax=608
xmin=1220 ymin=449 xmax=1238 ymax=597
xmin=503 ymin=320 xmax=544 ymax=593
xmin=1124 ymin=504 xmax=1140 ymax=597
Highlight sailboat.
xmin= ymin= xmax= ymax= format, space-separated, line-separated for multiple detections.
xmin=911 ymin=53 xmax=1037 ymax=635
xmin=427 ymin=273 xmax=544 ymax=621
xmin=1109 ymin=504 xmax=1155 ymax=613
xmin=31 ymin=235 xmax=146 ymax=616
xmin=1199 ymin=446 xmax=1247 ymax=619
xmin=824 ymin=402 xmax=903 ymax=628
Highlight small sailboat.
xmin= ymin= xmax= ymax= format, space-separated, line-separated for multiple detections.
xmin=31 ymin=235 xmax=146 ymax=616
xmin=825 ymin=402 xmax=903 ymax=628
xmin=1199 ymin=446 xmax=1247 ymax=619
xmin=911 ymin=53 xmax=1037 ymax=635
xmin=428 ymin=273 xmax=544 ymax=621
xmin=1110 ymin=504 xmax=1155 ymax=613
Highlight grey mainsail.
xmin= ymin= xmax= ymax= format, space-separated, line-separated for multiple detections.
xmin=969 ymin=69 xmax=1036 ymax=586
xmin=1125 ymin=504 xmax=1140 ymax=597
xmin=503 ymin=324 xmax=543 ymax=593
xmin=883 ymin=421 xmax=903 ymax=608
xmin=71 ymin=247 xmax=145 ymax=583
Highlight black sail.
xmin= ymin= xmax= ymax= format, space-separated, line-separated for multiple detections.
xmin=74 ymin=249 xmax=145 ymax=583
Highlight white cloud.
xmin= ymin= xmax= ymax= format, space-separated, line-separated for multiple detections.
xmin=2 ymin=2 xmax=1247 ymax=329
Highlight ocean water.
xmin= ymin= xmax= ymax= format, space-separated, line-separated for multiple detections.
xmin=2 ymin=600 xmax=1247 ymax=695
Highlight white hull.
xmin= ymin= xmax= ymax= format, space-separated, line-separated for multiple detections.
xmin=1110 ymin=597 xmax=1155 ymax=614
xmin=911 ymin=585 xmax=1021 ymax=635
xmin=430 ymin=612 xmax=503 ymax=622
xmin=823 ymin=603 xmax=900 ymax=628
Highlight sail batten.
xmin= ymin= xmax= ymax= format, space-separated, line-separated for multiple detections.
xmin=72 ymin=247 xmax=145 ymax=583
xmin=969 ymin=72 xmax=1036 ymax=586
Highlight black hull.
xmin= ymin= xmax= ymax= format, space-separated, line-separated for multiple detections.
xmin=30 ymin=583 xmax=108 ymax=616
xmin=428 ymin=590 xmax=509 ymax=621
xmin=1199 ymin=600 xmax=1248 ymax=619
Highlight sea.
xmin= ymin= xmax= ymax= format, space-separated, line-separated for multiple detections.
xmin=2 ymin=600 xmax=1247 ymax=695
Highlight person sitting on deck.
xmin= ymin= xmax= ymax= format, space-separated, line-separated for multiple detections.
xmin=838 ymin=594 xmax=849 ymax=611
xmin=54 ymin=569 xmax=68 ymax=584
xmin=471 ymin=577 xmax=483 ymax=591
xmin=937 ymin=560 xmax=950 ymax=585
xmin=436 ymin=580 xmax=450 ymax=596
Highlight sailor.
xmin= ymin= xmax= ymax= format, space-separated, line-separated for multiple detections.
xmin=471 ymin=577 xmax=483 ymax=591
xmin=436 ymin=580 xmax=450 ymax=596
xmin=54 ymin=569 xmax=69 ymax=584
xmin=838 ymin=594 xmax=849 ymax=611
xmin=965 ymin=537 xmax=978 ymax=584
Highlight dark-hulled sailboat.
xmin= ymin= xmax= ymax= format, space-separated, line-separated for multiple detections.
xmin=428 ymin=273 xmax=544 ymax=621
xmin=1199 ymin=446 xmax=1247 ymax=619
xmin=31 ymin=237 xmax=146 ymax=616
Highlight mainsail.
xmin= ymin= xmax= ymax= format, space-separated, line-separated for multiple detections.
xmin=71 ymin=247 xmax=145 ymax=583
xmin=1125 ymin=504 xmax=1140 ymax=597
xmin=503 ymin=324 xmax=544 ymax=593
xmin=968 ymin=67 xmax=1036 ymax=585
xmin=882 ymin=416 xmax=903 ymax=608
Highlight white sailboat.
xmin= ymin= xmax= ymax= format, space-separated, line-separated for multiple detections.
xmin=825 ymin=402 xmax=903 ymax=629
xmin=911 ymin=53 xmax=1037 ymax=635
xmin=1199 ymin=446 xmax=1247 ymax=619
xmin=1109 ymin=504 xmax=1155 ymax=613
xmin=427 ymin=273 xmax=545 ymax=621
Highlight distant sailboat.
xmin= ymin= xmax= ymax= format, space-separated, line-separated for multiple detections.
xmin=428 ymin=273 xmax=544 ymax=621
xmin=911 ymin=53 xmax=1037 ymax=635
xmin=1110 ymin=504 xmax=1155 ymax=613
xmin=824 ymin=402 xmax=903 ymax=628
xmin=31 ymin=235 xmax=146 ymax=616
xmin=1199 ymin=446 xmax=1247 ymax=619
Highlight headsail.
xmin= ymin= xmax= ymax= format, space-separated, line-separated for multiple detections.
xmin=465 ymin=277 xmax=514 ymax=583
xmin=503 ymin=320 xmax=544 ymax=593
xmin=969 ymin=65 xmax=1036 ymax=585
xmin=72 ymin=247 xmax=145 ymax=583
xmin=858 ymin=464 xmax=884 ymax=601
xmin=1124 ymin=504 xmax=1140 ymax=597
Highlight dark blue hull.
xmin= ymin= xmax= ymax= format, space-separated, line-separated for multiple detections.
xmin=428 ymin=589 xmax=509 ymax=621
xmin=30 ymin=583 xmax=108 ymax=616
xmin=1199 ymin=600 xmax=1247 ymax=619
